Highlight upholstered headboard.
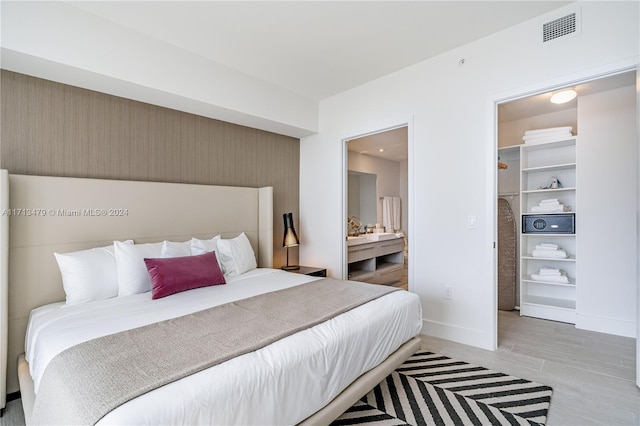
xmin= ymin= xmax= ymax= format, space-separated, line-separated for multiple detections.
xmin=2 ymin=173 xmax=273 ymax=395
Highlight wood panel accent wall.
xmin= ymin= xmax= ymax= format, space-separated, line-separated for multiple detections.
xmin=0 ymin=70 xmax=299 ymax=267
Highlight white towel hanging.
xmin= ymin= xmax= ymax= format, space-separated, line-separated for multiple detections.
xmin=382 ymin=196 xmax=401 ymax=232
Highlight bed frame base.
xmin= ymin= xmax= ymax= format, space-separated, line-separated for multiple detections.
xmin=16 ymin=354 xmax=33 ymax=425
xmin=299 ymin=336 xmax=422 ymax=426
xmin=18 ymin=337 xmax=421 ymax=426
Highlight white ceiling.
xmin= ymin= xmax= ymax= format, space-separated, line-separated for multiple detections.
xmin=68 ymin=1 xmax=572 ymax=101
xmin=498 ymin=70 xmax=637 ymax=122
xmin=348 ymin=126 xmax=408 ymax=162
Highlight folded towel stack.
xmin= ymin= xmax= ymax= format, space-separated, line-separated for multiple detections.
xmin=537 ymin=243 xmax=558 ymax=250
xmin=531 ymin=243 xmax=568 ymax=259
xmin=522 ymin=126 xmax=573 ymax=145
xmin=530 ymin=198 xmax=571 ymax=213
xmin=531 ymin=267 xmax=570 ymax=283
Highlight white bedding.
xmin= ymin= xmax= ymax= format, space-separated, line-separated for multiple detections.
xmin=25 ymin=268 xmax=422 ymax=425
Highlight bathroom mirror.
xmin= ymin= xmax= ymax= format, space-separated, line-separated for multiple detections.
xmin=347 ymin=171 xmax=377 ymax=230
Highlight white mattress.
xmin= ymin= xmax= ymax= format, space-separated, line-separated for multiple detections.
xmin=25 ymin=269 xmax=422 ymax=425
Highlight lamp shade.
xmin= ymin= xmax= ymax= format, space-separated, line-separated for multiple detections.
xmin=282 ymin=212 xmax=299 ymax=247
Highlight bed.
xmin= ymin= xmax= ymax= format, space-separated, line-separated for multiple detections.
xmin=2 ymin=172 xmax=422 ymax=425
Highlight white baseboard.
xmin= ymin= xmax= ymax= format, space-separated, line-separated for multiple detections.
xmin=575 ymin=313 xmax=636 ymax=338
xmin=421 ymin=319 xmax=494 ymax=351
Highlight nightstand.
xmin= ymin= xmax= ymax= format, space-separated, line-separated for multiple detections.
xmin=287 ymin=266 xmax=327 ymax=277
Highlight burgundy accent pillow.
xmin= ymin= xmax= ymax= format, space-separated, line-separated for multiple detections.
xmin=144 ymin=251 xmax=226 ymax=300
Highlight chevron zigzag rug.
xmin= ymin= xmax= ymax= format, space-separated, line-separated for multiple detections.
xmin=333 ymin=350 xmax=553 ymax=426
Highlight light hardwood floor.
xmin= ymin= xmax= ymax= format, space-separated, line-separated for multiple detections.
xmin=1 ymin=310 xmax=637 ymax=426
xmin=421 ymin=310 xmax=639 ymax=426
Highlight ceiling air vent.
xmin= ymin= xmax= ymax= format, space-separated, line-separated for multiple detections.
xmin=543 ymin=13 xmax=577 ymax=43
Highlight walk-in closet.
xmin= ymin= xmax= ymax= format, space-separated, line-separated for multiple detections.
xmin=497 ymin=70 xmax=637 ymax=339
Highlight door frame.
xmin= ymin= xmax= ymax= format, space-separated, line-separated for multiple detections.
xmin=490 ymin=60 xmax=639 ymax=352
xmin=341 ymin=120 xmax=414 ymax=287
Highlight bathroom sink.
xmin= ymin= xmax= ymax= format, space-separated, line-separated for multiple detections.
xmin=348 ymin=233 xmax=402 ymax=245
xmin=365 ymin=233 xmax=398 ymax=241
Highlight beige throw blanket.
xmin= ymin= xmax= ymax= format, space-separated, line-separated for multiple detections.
xmin=31 ymin=278 xmax=398 ymax=425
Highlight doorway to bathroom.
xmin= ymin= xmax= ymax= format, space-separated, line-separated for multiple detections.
xmin=344 ymin=125 xmax=409 ymax=290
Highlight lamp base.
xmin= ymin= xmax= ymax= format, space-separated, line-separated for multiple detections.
xmin=281 ymin=265 xmax=300 ymax=271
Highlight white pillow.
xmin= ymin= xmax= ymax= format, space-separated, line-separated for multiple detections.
xmin=190 ymin=235 xmax=222 ymax=269
xmin=190 ymin=235 xmax=221 ymax=255
xmin=216 ymin=233 xmax=257 ymax=276
xmin=115 ymin=241 xmax=163 ymax=296
xmin=160 ymin=240 xmax=191 ymax=258
xmin=54 ymin=240 xmax=133 ymax=306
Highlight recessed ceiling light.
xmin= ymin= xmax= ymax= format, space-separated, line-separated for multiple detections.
xmin=378 ymin=148 xmax=384 ymax=152
xmin=550 ymin=89 xmax=577 ymax=104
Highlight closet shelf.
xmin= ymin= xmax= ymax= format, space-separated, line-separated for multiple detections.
xmin=521 ymin=187 xmax=576 ymax=194
xmin=520 ymin=232 xmax=575 ymax=237
xmin=520 ymin=138 xmax=577 ymax=152
xmin=521 ymin=295 xmax=576 ymax=310
xmin=522 ymin=163 xmax=576 ymax=173
xmin=522 ymin=276 xmax=576 ymax=286
xmin=522 ymin=211 xmax=576 ymax=217
xmin=519 ymin=137 xmax=577 ymax=324
xmin=522 ymin=254 xmax=576 ymax=261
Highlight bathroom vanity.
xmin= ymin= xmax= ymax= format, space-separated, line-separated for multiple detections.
xmin=347 ymin=234 xmax=404 ymax=285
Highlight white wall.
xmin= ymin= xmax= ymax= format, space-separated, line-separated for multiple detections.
xmin=0 ymin=1 xmax=318 ymax=138
xmin=300 ymin=2 xmax=639 ymax=349
xmin=577 ymin=85 xmax=637 ymax=337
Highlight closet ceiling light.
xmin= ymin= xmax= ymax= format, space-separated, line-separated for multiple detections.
xmin=378 ymin=148 xmax=384 ymax=152
xmin=550 ymin=89 xmax=577 ymax=104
